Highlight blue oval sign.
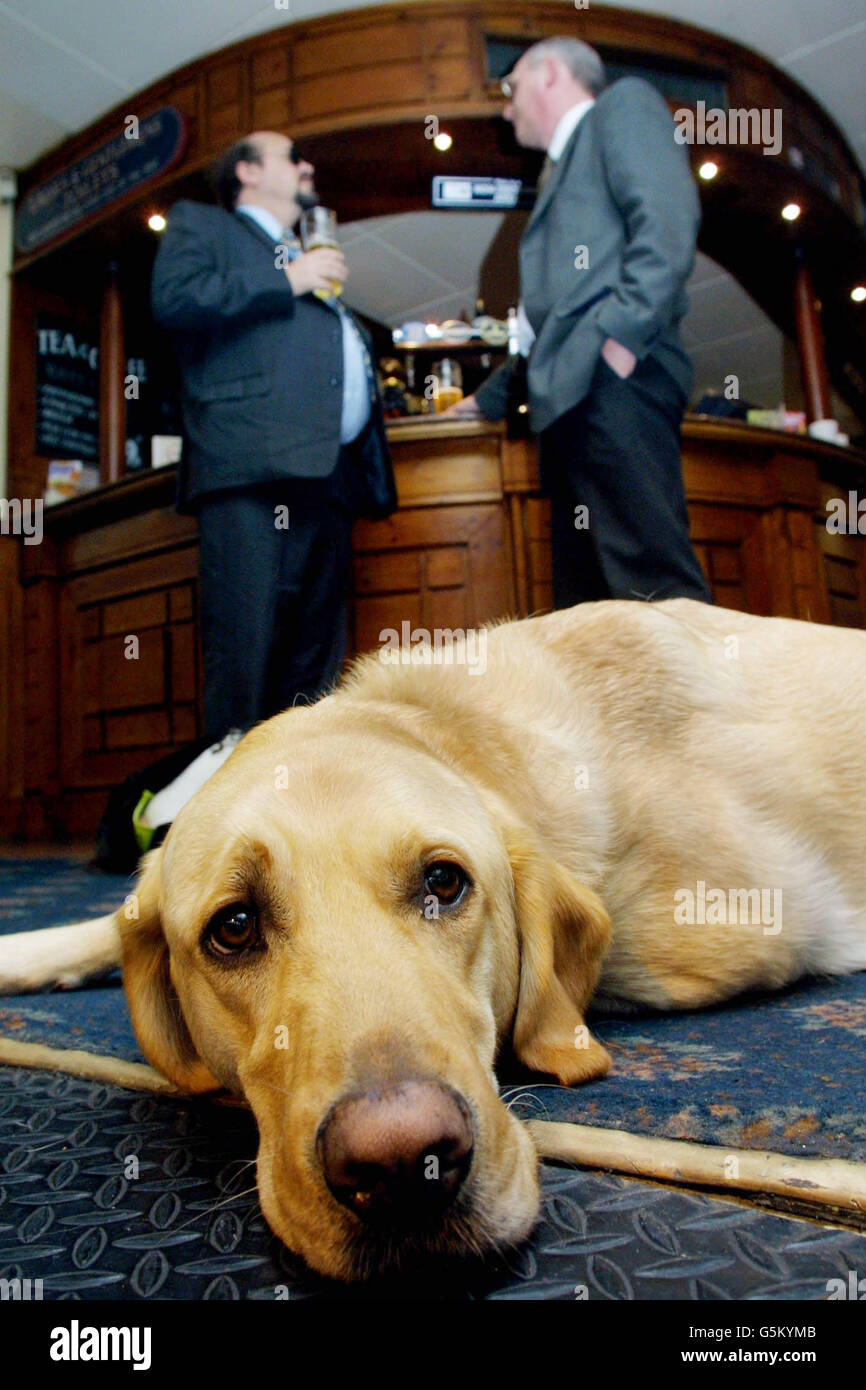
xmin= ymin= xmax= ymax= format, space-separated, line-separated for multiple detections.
xmin=16 ymin=106 xmax=186 ymax=254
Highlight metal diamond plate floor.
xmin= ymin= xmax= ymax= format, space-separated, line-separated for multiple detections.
xmin=1 ymin=1066 xmax=864 ymax=1301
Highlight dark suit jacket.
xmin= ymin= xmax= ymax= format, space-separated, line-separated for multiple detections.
xmin=476 ymin=78 xmax=700 ymax=434
xmin=150 ymin=200 xmax=396 ymax=517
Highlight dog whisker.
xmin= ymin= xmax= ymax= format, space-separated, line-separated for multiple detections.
xmin=169 ymin=1184 xmax=261 ymax=1237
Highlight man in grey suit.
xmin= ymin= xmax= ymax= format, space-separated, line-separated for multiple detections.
xmin=151 ymin=131 xmax=396 ymax=741
xmin=454 ymin=38 xmax=711 ymax=605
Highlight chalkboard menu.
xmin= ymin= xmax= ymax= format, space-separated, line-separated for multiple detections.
xmin=36 ymin=314 xmax=100 ymax=461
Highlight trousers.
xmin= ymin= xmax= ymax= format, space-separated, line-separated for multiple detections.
xmin=540 ymin=353 xmax=712 ymax=606
xmin=197 ymin=482 xmax=354 ymax=741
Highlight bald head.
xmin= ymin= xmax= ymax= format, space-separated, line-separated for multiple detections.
xmin=502 ymin=37 xmax=604 ymax=150
xmin=214 ymin=130 xmax=317 ymax=225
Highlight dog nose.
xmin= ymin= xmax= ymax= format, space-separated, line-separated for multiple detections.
xmin=318 ymin=1080 xmax=474 ymax=1223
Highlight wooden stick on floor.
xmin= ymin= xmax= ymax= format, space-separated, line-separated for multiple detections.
xmin=530 ymin=1119 xmax=866 ymax=1214
xmin=3 ymin=1037 xmax=865 ymax=1216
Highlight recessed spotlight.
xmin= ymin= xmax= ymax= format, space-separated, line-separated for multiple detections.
xmin=433 ymin=132 xmax=452 ymax=152
xmin=698 ymin=161 xmax=718 ymax=181
xmin=781 ymin=203 xmax=801 ymax=222
xmin=851 ymin=286 xmax=866 ymax=303
xmin=148 ymin=213 xmax=167 ymax=232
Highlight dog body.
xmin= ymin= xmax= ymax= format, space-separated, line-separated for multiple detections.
xmin=2 ymin=599 xmax=865 ymax=1279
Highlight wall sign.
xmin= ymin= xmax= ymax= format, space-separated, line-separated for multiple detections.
xmin=16 ymin=107 xmax=186 ymax=253
xmin=36 ymin=314 xmax=100 ymax=461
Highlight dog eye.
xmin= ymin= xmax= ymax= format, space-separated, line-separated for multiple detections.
xmin=423 ymin=861 xmax=469 ymax=908
xmin=204 ymin=904 xmax=261 ymax=958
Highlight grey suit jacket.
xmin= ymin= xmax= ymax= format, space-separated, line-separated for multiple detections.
xmin=476 ymin=78 xmax=700 ymax=435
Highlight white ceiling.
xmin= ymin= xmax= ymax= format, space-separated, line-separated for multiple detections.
xmin=0 ymin=0 xmax=862 ymax=421
xmin=341 ymin=210 xmax=497 ymax=325
xmin=0 ymin=0 xmax=864 ymax=173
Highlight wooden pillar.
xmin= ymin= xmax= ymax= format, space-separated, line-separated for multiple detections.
xmin=99 ymin=261 xmax=126 ymax=484
xmin=0 ymin=179 xmax=14 ymax=499
xmin=793 ymin=256 xmax=832 ymax=424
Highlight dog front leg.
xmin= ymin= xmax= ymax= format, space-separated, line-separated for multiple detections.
xmin=0 ymin=916 xmax=120 ymax=994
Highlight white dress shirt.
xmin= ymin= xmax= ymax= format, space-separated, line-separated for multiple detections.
xmin=236 ymin=204 xmax=370 ymax=443
xmin=547 ymin=97 xmax=596 ymax=161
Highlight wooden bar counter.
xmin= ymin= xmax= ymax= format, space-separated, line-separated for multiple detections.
xmin=3 ymin=416 xmax=866 ymax=841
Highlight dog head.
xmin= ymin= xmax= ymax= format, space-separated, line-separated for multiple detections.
xmin=119 ymin=696 xmax=611 ymax=1281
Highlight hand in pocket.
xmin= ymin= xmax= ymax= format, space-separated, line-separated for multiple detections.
xmin=600 ymin=337 xmax=637 ymax=379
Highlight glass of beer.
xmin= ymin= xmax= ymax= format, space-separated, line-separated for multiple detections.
xmin=431 ymin=358 xmax=463 ymax=413
xmin=299 ymin=206 xmax=342 ymax=298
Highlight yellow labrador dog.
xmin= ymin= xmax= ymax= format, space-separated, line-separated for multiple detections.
xmin=2 ymin=599 xmax=866 ymax=1281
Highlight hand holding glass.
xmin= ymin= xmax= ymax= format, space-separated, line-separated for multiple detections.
xmin=299 ymin=207 xmax=343 ymax=298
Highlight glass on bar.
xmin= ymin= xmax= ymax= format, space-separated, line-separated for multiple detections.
xmin=431 ymin=357 xmax=463 ymax=413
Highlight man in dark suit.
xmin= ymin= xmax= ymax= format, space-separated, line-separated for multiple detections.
xmin=151 ymin=131 xmax=396 ymax=741
xmin=453 ymin=38 xmax=711 ymax=605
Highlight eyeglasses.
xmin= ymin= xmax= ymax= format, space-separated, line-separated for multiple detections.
xmin=288 ymin=145 xmax=303 ymax=165
xmin=500 ymin=75 xmax=517 ymax=100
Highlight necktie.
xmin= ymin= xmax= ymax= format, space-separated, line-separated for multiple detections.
xmin=278 ymin=228 xmax=303 ymax=259
xmin=329 ymin=296 xmax=378 ymax=406
xmin=278 ymin=229 xmax=377 ymax=407
xmin=536 ymin=154 xmax=555 ymax=194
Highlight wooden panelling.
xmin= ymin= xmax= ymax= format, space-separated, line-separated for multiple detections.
xmin=5 ymin=420 xmax=866 ymax=841
xmin=207 ymin=63 xmax=243 ymax=108
xmin=251 ymin=46 xmax=290 ymax=89
xmin=351 ymin=500 xmax=514 ymax=655
xmin=390 ymin=428 xmax=502 ymax=506
xmin=105 ymin=710 xmax=171 ymax=749
xmin=45 ymin=521 xmax=202 ymax=808
xmin=816 ymin=480 xmax=866 ymax=628
xmin=101 ymin=591 xmax=167 ymax=634
xmin=295 ymin=65 xmax=428 ymax=120
xmin=424 ymin=16 xmax=470 ymax=55
xmin=169 ymin=587 xmax=193 ymax=622
xmin=427 ymin=56 xmax=473 ymax=99
xmin=426 ymin=548 xmax=466 ymax=588
xmin=251 ymin=87 xmax=292 ymax=130
xmin=523 ymin=496 xmax=553 ymax=614
xmin=294 ymin=20 xmax=422 ymax=78
xmin=354 ymin=550 xmax=422 ymax=594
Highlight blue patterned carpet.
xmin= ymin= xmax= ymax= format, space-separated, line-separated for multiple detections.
xmin=1 ymin=858 xmax=864 ymax=1163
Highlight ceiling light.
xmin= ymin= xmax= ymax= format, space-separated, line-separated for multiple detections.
xmin=781 ymin=203 xmax=801 ymax=222
xmin=148 ymin=213 xmax=167 ymax=232
xmin=433 ymin=132 xmax=453 ymax=152
xmin=851 ymin=286 xmax=866 ymax=303
xmin=698 ymin=161 xmax=718 ymax=180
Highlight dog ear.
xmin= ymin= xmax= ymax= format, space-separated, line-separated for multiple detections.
xmin=117 ymin=848 xmax=220 ymax=1093
xmin=507 ymin=830 xmax=612 ymax=1085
